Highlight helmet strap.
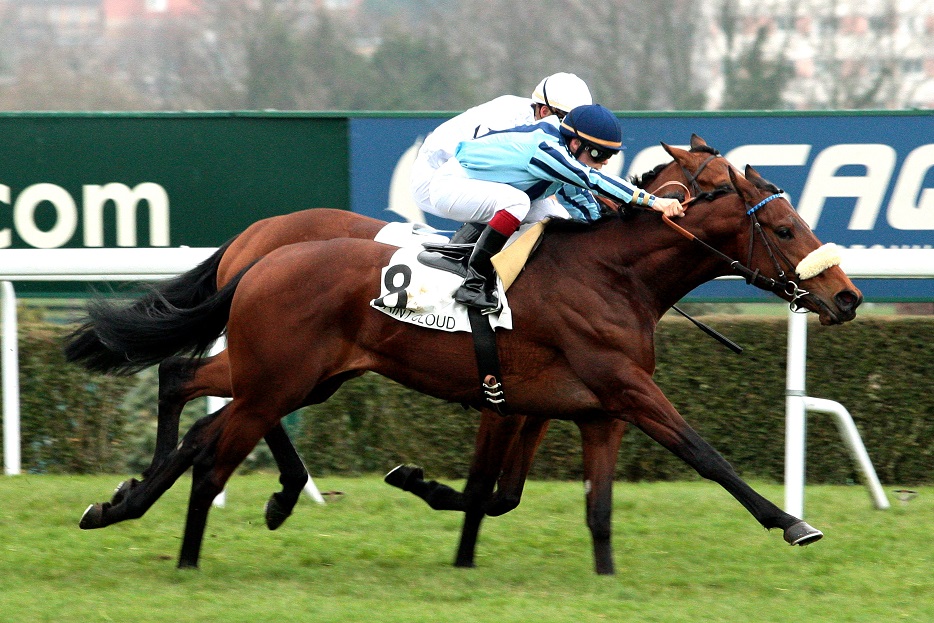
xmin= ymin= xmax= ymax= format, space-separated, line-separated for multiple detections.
xmin=541 ymin=77 xmax=552 ymax=111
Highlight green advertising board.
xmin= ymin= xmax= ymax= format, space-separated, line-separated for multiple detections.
xmin=0 ymin=112 xmax=350 ymax=296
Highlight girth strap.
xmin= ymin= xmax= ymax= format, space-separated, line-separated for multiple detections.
xmin=466 ymin=307 xmax=508 ymax=416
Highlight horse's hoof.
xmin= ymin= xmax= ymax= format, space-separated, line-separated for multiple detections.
xmin=384 ymin=464 xmax=424 ymax=491
xmin=79 ymin=503 xmax=107 ymax=529
xmin=784 ymin=520 xmax=823 ymax=546
xmin=110 ymin=478 xmax=139 ymax=505
xmin=484 ymin=494 xmax=521 ymax=517
xmin=264 ymin=495 xmax=292 ymax=531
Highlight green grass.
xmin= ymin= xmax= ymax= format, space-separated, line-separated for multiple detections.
xmin=1 ymin=474 xmax=931 ymax=622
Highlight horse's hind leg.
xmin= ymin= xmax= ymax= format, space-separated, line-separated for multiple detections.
xmin=175 ymin=359 xmax=347 ymax=567
xmin=138 ymin=354 xmax=234 ymax=481
xmin=176 ymin=400 xmax=281 ymax=569
xmin=384 ymin=464 xmax=469 ymax=511
xmin=145 ymin=354 xmax=307 ymax=531
xmin=106 ymin=355 xmax=230 ymax=509
xmin=261 ymin=372 xmax=367 ymax=528
xmin=578 ymin=418 xmax=627 ymax=575
xmin=81 ymin=408 xmax=226 ymax=530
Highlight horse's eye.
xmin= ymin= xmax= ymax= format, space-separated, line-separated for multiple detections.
xmin=776 ymin=226 xmax=793 ymax=240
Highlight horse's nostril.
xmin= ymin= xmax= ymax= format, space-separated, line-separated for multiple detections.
xmin=835 ymin=290 xmax=861 ymax=312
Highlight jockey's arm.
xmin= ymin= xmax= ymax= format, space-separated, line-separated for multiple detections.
xmin=587 ymin=172 xmax=685 ymax=218
xmin=531 ymin=143 xmax=684 ymax=218
xmin=555 ymin=185 xmax=601 ymax=221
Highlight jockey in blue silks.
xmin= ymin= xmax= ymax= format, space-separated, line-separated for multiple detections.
xmin=428 ymin=103 xmax=686 ymax=313
xmin=412 ymin=72 xmax=593 ymax=244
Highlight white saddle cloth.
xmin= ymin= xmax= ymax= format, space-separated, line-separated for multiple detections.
xmin=370 ymin=225 xmax=512 ymax=333
xmin=370 ymin=245 xmax=512 ymax=333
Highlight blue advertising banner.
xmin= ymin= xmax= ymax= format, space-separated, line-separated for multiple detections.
xmin=350 ymin=112 xmax=934 ymax=301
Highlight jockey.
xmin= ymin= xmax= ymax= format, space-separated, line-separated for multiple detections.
xmin=430 ymin=103 xmax=685 ymax=312
xmin=411 ymin=72 xmax=593 ymax=242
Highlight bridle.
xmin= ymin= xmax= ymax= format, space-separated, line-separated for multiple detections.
xmin=652 ymin=151 xmax=721 ymax=200
xmin=645 ymin=155 xmax=816 ymax=311
xmin=652 ymin=150 xmax=723 ymax=205
xmin=660 ymin=188 xmax=813 ymax=310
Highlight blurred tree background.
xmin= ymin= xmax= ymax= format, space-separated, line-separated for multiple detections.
xmin=0 ymin=0 xmax=928 ymax=113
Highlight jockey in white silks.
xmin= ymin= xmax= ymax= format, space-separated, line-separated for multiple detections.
xmin=411 ymin=72 xmax=593 ymax=243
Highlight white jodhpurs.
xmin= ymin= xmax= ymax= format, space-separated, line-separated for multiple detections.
xmin=410 ymin=156 xmax=434 ymax=213
xmin=426 ymin=158 xmax=570 ymax=224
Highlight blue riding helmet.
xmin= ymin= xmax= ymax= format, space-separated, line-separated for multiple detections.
xmin=559 ymin=104 xmax=623 ymax=160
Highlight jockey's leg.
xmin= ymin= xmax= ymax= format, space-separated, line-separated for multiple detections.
xmin=448 ymin=222 xmax=485 ymax=244
xmin=454 ymin=211 xmax=519 ymax=312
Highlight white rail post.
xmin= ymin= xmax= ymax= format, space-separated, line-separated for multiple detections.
xmin=784 ymin=309 xmax=808 ymax=518
xmin=2 ymin=281 xmax=20 ymax=475
xmin=785 ymin=308 xmax=890 ymax=517
xmin=803 ymin=397 xmax=889 ymax=510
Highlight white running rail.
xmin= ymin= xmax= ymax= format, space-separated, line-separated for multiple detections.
xmin=0 ymin=247 xmax=324 ymax=505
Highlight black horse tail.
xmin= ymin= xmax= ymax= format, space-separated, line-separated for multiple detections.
xmin=64 ymin=241 xmax=250 ymax=376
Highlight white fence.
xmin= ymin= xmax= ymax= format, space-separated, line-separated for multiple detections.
xmin=1 ymin=247 xmax=932 ymax=517
xmin=0 ymin=247 xmax=324 ymax=505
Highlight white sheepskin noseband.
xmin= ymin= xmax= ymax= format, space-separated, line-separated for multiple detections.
xmin=795 ymin=243 xmax=842 ymax=280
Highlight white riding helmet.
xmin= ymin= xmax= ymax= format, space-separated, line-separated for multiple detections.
xmin=531 ymin=73 xmax=593 ymax=115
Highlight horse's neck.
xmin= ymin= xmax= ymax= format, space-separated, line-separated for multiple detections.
xmin=540 ymin=214 xmax=733 ymax=318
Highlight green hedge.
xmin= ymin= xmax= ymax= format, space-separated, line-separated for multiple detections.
xmin=2 ymin=317 xmax=932 ymax=484
xmin=12 ymin=326 xmax=134 ymax=473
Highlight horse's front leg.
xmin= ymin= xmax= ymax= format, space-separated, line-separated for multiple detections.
xmin=482 ymin=416 xmax=551 ymax=517
xmin=383 ymin=410 xmax=525 ymax=514
xmin=453 ymin=409 xmax=526 ymax=568
xmin=577 ymin=417 xmax=628 ymax=575
xmin=620 ymin=374 xmax=822 ymax=546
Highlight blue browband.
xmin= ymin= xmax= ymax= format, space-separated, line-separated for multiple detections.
xmin=747 ymin=193 xmax=783 ymax=215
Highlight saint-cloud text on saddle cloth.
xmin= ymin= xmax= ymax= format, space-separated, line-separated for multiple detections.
xmin=370 ymin=244 xmax=513 ymax=333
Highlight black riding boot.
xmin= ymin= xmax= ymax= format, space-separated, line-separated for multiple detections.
xmin=454 ymin=225 xmax=510 ymax=313
xmin=449 ymin=222 xmax=484 ymax=245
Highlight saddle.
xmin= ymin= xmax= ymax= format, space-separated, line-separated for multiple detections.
xmin=417 ymin=219 xmax=549 ymax=288
xmin=417 ymin=242 xmax=471 ymax=278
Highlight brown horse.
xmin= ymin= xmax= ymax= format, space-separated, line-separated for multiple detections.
xmin=70 ymin=136 xmax=738 ymax=574
xmin=67 ymin=162 xmax=861 ymax=570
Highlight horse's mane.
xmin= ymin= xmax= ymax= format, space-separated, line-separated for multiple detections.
xmin=751 ymin=177 xmax=783 ymax=195
xmin=629 ymin=143 xmax=720 ymax=189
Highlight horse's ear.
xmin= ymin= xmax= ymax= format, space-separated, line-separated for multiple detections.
xmin=661 ymin=141 xmax=688 ymax=161
xmin=690 ymin=134 xmax=708 ymax=150
xmin=744 ymin=164 xmax=765 ymax=186
xmin=729 ymin=166 xmax=755 ymax=203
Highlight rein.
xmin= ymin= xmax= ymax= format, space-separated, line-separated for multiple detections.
xmin=652 ymin=153 xmax=720 ymax=201
xmin=658 ymin=189 xmax=812 ymax=309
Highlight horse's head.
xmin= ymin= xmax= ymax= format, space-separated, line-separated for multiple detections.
xmin=726 ymin=165 xmax=862 ymax=325
xmin=635 ymin=134 xmax=734 ymax=201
